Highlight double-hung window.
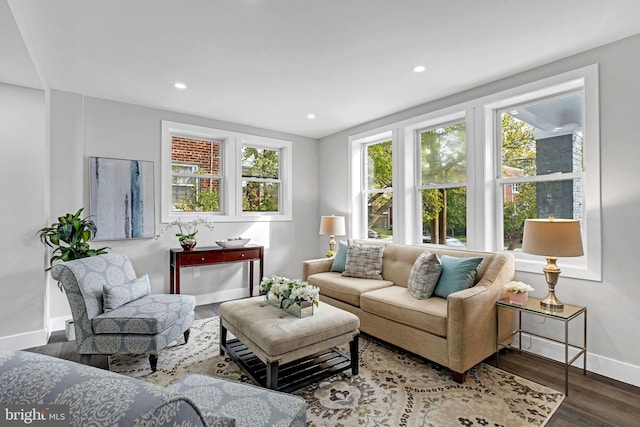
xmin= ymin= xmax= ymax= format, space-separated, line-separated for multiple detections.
xmin=417 ymin=121 xmax=467 ymax=247
xmin=161 ymin=121 xmax=292 ymax=223
xmin=364 ymin=139 xmax=393 ymax=240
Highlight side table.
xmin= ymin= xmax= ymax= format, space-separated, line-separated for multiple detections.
xmin=496 ymin=296 xmax=587 ymax=395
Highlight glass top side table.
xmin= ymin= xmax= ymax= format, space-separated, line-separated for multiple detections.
xmin=496 ymin=296 xmax=587 ymax=395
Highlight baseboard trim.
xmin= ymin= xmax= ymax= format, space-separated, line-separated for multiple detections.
xmin=50 ymin=315 xmax=72 ymax=333
xmin=0 ymin=329 xmax=49 ymax=351
xmin=512 ymin=334 xmax=640 ymax=388
xmin=194 ymin=288 xmax=253 ymax=306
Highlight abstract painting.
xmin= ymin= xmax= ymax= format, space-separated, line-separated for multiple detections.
xmin=90 ymin=157 xmax=155 ymax=240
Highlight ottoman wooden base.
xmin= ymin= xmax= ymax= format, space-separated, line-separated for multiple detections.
xmin=219 ymin=296 xmax=360 ymax=392
xmin=221 ymin=335 xmax=358 ymax=392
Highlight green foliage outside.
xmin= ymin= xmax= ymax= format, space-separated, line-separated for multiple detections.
xmin=366 ymin=141 xmax=393 ymax=237
xmin=242 ymin=147 xmax=280 ymax=212
xmin=501 ymin=114 xmax=537 ymax=250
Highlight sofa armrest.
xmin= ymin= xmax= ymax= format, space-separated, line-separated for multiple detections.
xmin=446 ymin=253 xmax=515 ymax=374
xmin=302 ymin=257 xmax=334 ymax=280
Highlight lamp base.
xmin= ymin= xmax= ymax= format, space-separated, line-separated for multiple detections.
xmin=540 ymin=292 xmax=564 ymax=311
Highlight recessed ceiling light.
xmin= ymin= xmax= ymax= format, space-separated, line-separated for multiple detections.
xmin=510 ymin=110 xmax=520 ymax=115
xmin=413 ymin=65 xmax=426 ymax=73
xmin=174 ymin=82 xmax=187 ymax=90
xmin=307 ymin=113 xmax=316 ymax=119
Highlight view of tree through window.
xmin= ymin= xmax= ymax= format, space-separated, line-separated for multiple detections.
xmin=365 ymin=140 xmax=393 ymax=239
xmin=419 ymin=122 xmax=467 ymax=246
xmin=242 ymin=146 xmax=280 ymax=212
xmin=500 ymin=93 xmax=584 ymax=250
xmin=171 ymin=137 xmax=221 ymax=212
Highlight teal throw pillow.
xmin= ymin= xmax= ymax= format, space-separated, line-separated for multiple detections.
xmin=330 ymin=240 xmax=348 ymax=272
xmin=433 ymin=256 xmax=483 ymax=298
xmin=408 ymin=252 xmax=442 ymax=299
xmin=103 ymin=274 xmax=151 ymax=312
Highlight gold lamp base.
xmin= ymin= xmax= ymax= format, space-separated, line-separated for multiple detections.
xmin=541 ymin=256 xmax=564 ymax=311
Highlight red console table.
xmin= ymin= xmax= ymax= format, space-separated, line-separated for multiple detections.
xmin=169 ymin=245 xmax=264 ymax=295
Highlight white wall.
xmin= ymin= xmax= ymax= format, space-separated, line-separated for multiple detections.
xmin=44 ymin=92 xmax=320 ymax=326
xmin=0 ymin=83 xmax=47 ymax=349
xmin=318 ymin=34 xmax=640 ymax=387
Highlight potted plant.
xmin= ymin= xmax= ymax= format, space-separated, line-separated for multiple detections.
xmin=505 ymin=281 xmax=535 ymax=306
xmin=155 ymin=217 xmax=215 ymax=251
xmin=37 ymin=208 xmax=109 ymax=270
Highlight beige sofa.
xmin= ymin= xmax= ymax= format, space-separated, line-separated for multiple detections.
xmin=302 ymin=241 xmax=515 ymax=382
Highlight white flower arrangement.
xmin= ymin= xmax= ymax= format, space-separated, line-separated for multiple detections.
xmin=260 ymin=276 xmax=320 ymax=310
xmin=155 ymin=217 xmax=215 ymax=241
xmin=505 ymin=281 xmax=535 ymax=294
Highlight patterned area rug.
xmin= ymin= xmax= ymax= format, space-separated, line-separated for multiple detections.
xmin=110 ymin=318 xmax=564 ymax=426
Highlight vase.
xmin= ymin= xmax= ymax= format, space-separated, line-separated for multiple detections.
xmin=509 ymin=291 xmax=528 ymax=306
xmin=180 ymin=238 xmax=197 ymax=251
xmin=266 ymin=296 xmax=314 ymax=318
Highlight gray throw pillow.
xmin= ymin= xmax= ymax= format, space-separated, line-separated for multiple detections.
xmin=342 ymin=241 xmax=385 ymax=280
xmin=408 ymin=252 xmax=442 ymax=299
xmin=103 ymin=274 xmax=150 ymax=312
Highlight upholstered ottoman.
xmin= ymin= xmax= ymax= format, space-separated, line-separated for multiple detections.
xmin=219 ymin=296 xmax=360 ymax=392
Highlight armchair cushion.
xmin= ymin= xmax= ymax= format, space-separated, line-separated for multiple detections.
xmin=103 ymin=274 xmax=151 ymax=312
xmin=93 ymin=294 xmax=196 ymax=335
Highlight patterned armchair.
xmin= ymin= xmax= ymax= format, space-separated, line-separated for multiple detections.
xmin=51 ymin=252 xmax=195 ymax=372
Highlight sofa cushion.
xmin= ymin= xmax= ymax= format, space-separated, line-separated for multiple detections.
xmin=342 ymin=241 xmax=385 ymax=280
xmin=407 ymin=252 xmax=442 ymax=299
xmin=361 ymin=286 xmax=448 ymax=337
xmin=307 ymin=272 xmax=393 ymax=306
xmin=92 ymin=294 xmax=196 ymax=334
xmin=103 ymin=274 xmax=151 ymax=312
xmin=433 ymin=255 xmax=484 ymax=298
xmin=330 ymin=240 xmax=348 ymax=272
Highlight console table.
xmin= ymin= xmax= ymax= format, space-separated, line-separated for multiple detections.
xmin=169 ymin=245 xmax=264 ymax=295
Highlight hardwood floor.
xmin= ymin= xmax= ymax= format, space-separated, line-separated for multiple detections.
xmin=26 ymin=302 xmax=640 ymax=426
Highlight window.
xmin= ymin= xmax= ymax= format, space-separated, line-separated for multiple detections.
xmin=497 ymin=93 xmax=584 ymax=251
xmin=364 ymin=139 xmax=393 ymax=240
xmin=418 ymin=121 xmax=467 ymax=247
xmin=348 ymin=65 xmax=600 ymax=280
xmin=241 ymin=146 xmax=281 ymax=213
xmin=171 ymin=137 xmax=222 ymax=213
xmin=161 ymin=121 xmax=292 ymax=222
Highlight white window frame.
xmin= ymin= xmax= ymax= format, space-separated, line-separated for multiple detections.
xmin=238 ymin=138 xmax=290 ymax=217
xmin=484 ymin=65 xmax=600 ymax=281
xmin=161 ymin=121 xmax=292 ymax=223
xmin=347 ymin=64 xmax=600 ymax=281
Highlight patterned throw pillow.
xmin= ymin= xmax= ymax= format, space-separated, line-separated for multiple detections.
xmin=433 ymin=256 xmax=484 ymax=298
xmin=407 ymin=252 xmax=442 ymax=299
xmin=330 ymin=240 xmax=348 ymax=272
xmin=342 ymin=242 xmax=385 ymax=280
xmin=103 ymin=274 xmax=151 ymax=312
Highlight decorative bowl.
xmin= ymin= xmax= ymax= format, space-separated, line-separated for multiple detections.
xmin=215 ymin=238 xmax=251 ymax=248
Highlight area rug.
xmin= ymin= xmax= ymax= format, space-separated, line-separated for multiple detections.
xmin=110 ymin=318 xmax=564 ymax=426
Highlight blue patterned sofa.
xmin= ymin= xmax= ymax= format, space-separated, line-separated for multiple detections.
xmin=51 ymin=252 xmax=195 ymax=371
xmin=0 ymin=350 xmax=307 ymax=426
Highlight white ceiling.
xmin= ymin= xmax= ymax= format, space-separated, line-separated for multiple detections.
xmin=4 ymin=0 xmax=640 ymax=139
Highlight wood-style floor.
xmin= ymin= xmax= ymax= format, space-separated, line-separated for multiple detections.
xmin=26 ymin=303 xmax=640 ymax=426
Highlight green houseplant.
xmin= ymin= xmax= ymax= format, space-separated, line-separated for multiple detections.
xmin=37 ymin=208 xmax=109 ymax=269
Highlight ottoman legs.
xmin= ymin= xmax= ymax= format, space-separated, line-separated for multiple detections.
xmin=267 ymin=361 xmax=279 ymax=390
xmin=350 ymin=334 xmax=359 ymax=375
xmin=219 ymin=324 xmax=227 ymax=356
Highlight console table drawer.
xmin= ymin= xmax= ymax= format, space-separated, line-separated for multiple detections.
xmin=223 ymin=249 xmax=261 ymax=262
xmin=179 ymin=251 xmax=224 ymax=266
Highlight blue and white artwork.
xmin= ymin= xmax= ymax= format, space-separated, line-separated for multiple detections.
xmin=90 ymin=157 xmax=155 ymax=240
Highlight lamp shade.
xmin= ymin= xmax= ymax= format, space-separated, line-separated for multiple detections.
xmin=521 ymin=218 xmax=584 ymax=257
xmin=319 ymin=215 xmax=346 ymax=236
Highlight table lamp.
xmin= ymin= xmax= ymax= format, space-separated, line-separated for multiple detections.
xmin=521 ymin=217 xmax=583 ymax=311
xmin=319 ymin=215 xmax=346 ymax=253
